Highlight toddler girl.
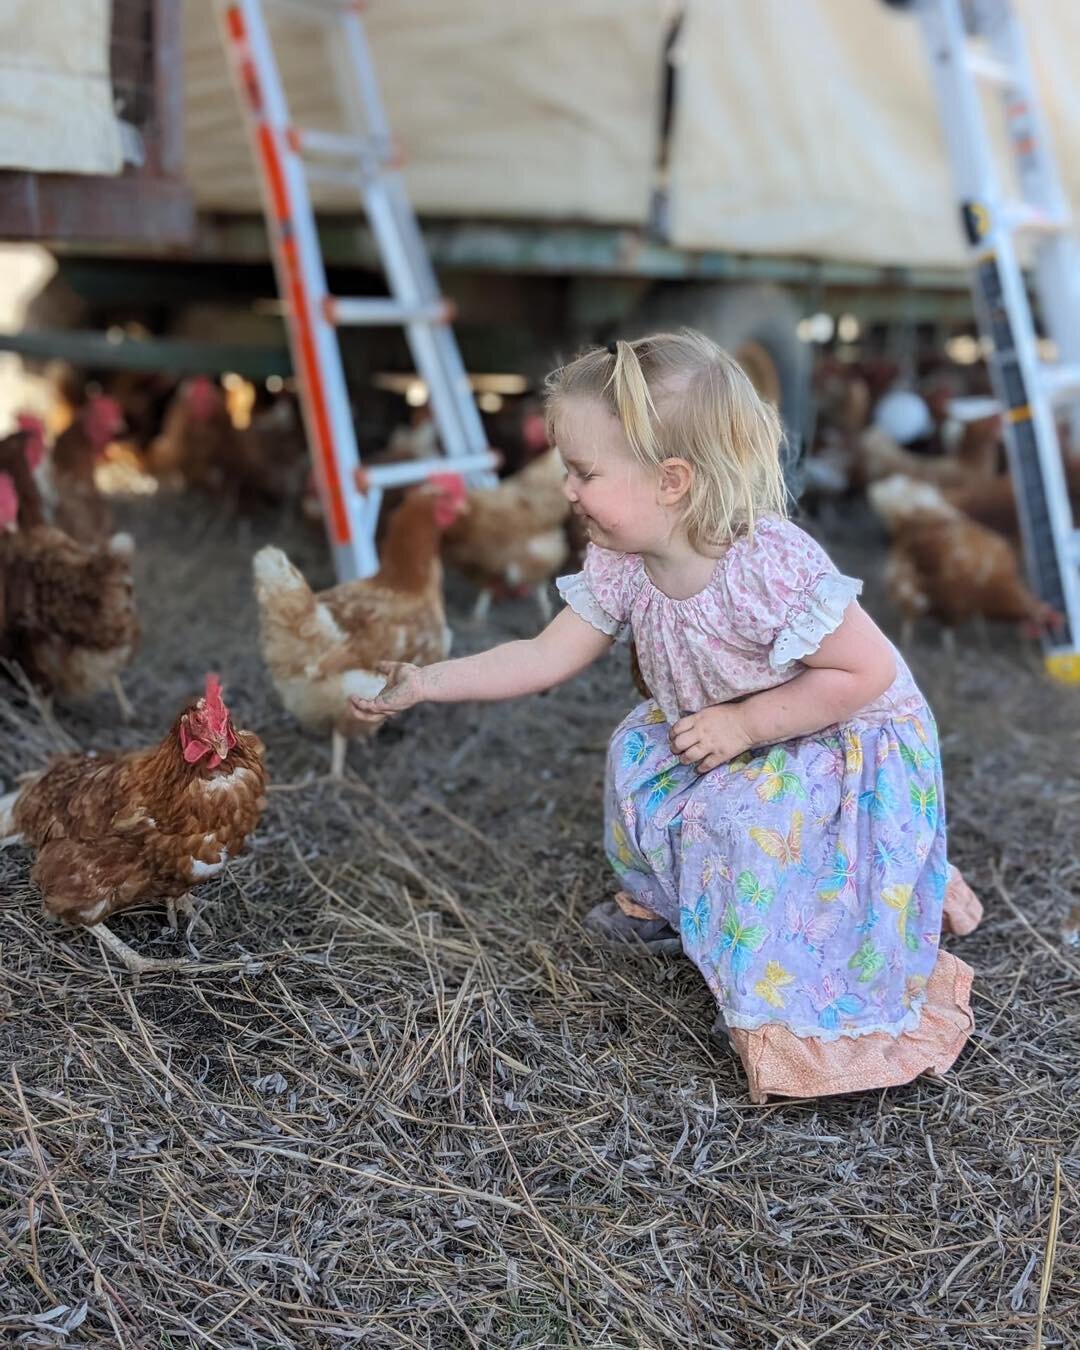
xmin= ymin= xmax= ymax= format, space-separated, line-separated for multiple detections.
xmin=351 ymin=331 xmax=981 ymax=1103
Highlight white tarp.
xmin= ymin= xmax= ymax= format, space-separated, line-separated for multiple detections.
xmin=668 ymin=0 xmax=1080 ymax=266
xmin=184 ymin=0 xmax=666 ymax=224
xmin=0 ymin=0 xmax=123 ymax=175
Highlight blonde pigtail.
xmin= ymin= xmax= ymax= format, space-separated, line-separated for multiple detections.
xmin=608 ymin=340 xmax=659 ymax=460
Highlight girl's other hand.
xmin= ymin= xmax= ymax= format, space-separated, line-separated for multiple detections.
xmin=669 ymin=704 xmax=752 ymax=774
xmin=349 ymin=662 xmax=426 ymax=721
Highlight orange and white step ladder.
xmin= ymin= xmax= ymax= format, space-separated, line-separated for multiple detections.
xmin=218 ymin=0 xmax=496 ymax=580
xmin=892 ymin=0 xmax=1080 ymax=682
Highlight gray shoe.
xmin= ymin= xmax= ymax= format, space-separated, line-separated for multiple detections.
xmin=583 ymin=900 xmax=683 ymax=956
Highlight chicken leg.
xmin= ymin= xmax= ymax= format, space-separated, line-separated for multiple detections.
xmin=110 ymin=675 xmax=135 ymax=721
xmin=534 ymin=583 xmax=553 ymax=623
xmin=330 ymin=729 xmax=348 ymax=779
xmin=470 ymin=588 xmax=493 ymax=623
xmin=89 ymin=922 xmax=189 ymax=975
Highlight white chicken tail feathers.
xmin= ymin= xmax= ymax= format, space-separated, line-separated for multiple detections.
xmin=868 ymin=474 xmax=958 ymax=530
xmin=0 ymin=788 xmax=22 ymax=844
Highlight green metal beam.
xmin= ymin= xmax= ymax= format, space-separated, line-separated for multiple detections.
xmin=0 ymin=328 xmax=291 ymax=378
xmin=63 ymin=212 xmax=972 ymax=293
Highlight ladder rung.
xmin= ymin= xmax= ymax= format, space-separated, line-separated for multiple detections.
xmin=293 ymin=128 xmax=368 ymax=159
xmin=1039 ymin=364 xmax=1080 ymax=403
xmin=1002 ymin=202 xmax=1072 ymax=235
xmin=303 ymin=163 xmax=368 ymax=190
xmin=290 ymin=126 xmax=399 ymax=167
xmin=964 ymin=48 xmax=1013 ymax=86
xmin=354 ymin=451 xmax=499 ymax=493
xmin=266 ymin=0 xmax=354 ymax=16
xmin=323 ymin=297 xmax=456 ymax=327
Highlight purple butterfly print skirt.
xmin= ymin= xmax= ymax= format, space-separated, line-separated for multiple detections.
xmin=605 ymin=699 xmax=975 ymax=1092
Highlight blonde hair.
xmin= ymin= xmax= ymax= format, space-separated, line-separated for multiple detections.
xmin=544 ymin=329 xmax=787 ymax=552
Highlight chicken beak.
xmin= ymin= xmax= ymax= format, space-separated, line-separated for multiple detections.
xmin=212 ymin=736 xmax=230 ymax=761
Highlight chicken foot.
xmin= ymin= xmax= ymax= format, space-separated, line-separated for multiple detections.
xmin=165 ymin=893 xmax=213 ymax=938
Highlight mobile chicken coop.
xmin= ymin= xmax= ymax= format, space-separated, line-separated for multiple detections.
xmin=2 ymin=1 xmax=1080 ymax=608
xmin=12 ymin=1 xmax=1080 ymax=421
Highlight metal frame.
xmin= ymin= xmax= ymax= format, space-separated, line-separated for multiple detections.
xmin=217 ymin=0 xmax=495 ymax=580
xmin=907 ymin=0 xmax=1080 ymax=681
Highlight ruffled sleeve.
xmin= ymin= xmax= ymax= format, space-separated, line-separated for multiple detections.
xmin=555 ymin=543 xmax=633 ymax=641
xmin=723 ymin=518 xmax=862 ymax=670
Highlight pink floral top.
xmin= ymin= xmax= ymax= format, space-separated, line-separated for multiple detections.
xmin=556 ymin=515 xmax=924 ymax=726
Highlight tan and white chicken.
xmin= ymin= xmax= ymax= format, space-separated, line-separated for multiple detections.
xmin=0 ymin=674 xmax=267 ymax=974
xmin=253 ymin=475 xmax=467 ymax=776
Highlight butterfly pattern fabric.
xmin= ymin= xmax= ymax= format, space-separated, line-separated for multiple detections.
xmin=605 ymin=696 xmax=948 ymax=1044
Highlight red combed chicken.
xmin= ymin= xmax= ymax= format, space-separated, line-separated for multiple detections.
xmin=0 ymin=674 xmax=267 ymax=973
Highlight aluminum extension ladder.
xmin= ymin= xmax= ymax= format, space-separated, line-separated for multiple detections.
xmin=218 ymin=0 xmax=496 ymax=580
xmin=895 ymin=0 xmax=1080 ymax=682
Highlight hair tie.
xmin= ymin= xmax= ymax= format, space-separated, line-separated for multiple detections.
xmin=606 ymin=340 xmax=619 ymax=356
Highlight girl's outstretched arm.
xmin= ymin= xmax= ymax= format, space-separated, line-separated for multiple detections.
xmin=349 ymin=606 xmax=614 ymax=720
xmin=671 ymin=603 xmax=897 ymax=772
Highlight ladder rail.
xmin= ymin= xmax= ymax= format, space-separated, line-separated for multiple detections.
xmin=982 ymin=0 xmax=1080 ymax=413
xmin=219 ymin=0 xmax=496 ymax=580
xmin=910 ymin=0 xmax=1080 ymax=670
xmin=219 ymin=0 xmax=368 ymax=582
xmin=327 ymin=10 xmax=493 ymax=466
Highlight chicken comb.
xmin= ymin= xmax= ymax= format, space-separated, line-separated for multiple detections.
xmin=16 ymin=412 xmax=46 ymax=468
xmin=16 ymin=411 xmax=45 ymax=437
xmin=83 ymin=394 xmax=124 ymax=444
xmin=0 ymin=471 xmax=17 ymax=526
xmin=202 ymin=672 xmax=228 ymax=726
xmin=428 ymin=472 xmax=466 ymax=503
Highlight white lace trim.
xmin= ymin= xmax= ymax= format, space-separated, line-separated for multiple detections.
xmin=555 ymin=571 xmax=629 ymax=641
xmin=719 ymin=996 xmax=925 ymax=1044
xmin=770 ymin=572 xmax=863 ymax=670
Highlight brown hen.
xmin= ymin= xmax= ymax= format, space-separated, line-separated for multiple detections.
xmin=0 ymin=675 xmax=267 ymax=973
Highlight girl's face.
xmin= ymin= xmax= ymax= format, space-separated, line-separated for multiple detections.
xmin=554 ymin=398 xmax=674 ymax=554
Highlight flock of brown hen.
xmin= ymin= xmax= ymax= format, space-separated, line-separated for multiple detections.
xmin=0 ymin=376 xmax=575 ymax=974
xmin=806 ymin=361 xmax=1075 ymax=643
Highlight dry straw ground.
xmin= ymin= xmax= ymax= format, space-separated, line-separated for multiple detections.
xmin=1 ymin=498 xmax=1077 ymax=1347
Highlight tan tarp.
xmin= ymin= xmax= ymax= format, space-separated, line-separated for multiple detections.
xmin=668 ymin=0 xmax=1080 ymax=266
xmin=184 ymin=0 xmax=667 ymax=224
xmin=0 ymin=0 xmax=123 ymax=175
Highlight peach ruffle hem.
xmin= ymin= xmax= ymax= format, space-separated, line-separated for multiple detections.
xmin=618 ymin=866 xmax=982 ymax=1103
xmin=727 ymin=867 xmax=980 ymax=1103
xmin=726 ymin=948 xmax=974 ymax=1103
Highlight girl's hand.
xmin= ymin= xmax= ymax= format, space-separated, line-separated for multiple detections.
xmin=349 ymin=662 xmax=426 ymax=721
xmin=669 ymin=704 xmax=753 ymax=774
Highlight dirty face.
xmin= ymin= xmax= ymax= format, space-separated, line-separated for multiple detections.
xmin=554 ymin=398 xmax=668 ymax=554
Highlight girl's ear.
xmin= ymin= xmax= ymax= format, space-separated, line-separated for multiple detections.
xmin=657 ymin=457 xmax=692 ymax=505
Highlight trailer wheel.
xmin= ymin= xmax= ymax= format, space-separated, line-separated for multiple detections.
xmin=627 ymin=282 xmax=809 ymax=495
